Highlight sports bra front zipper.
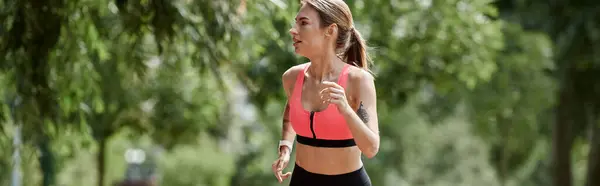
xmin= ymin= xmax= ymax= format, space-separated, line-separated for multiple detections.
xmin=309 ymin=111 xmax=316 ymax=138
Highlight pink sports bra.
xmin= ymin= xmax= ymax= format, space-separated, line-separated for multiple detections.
xmin=290 ymin=63 xmax=356 ymax=148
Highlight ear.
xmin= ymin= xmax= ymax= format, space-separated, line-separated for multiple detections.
xmin=325 ymin=23 xmax=338 ymax=37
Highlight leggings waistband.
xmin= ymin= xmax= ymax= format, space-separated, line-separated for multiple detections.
xmin=289 ymin=163 xmax=372 ymax=186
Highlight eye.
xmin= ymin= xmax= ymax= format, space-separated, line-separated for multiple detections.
xmin=301 ymin=21 xmax=308 ymax=25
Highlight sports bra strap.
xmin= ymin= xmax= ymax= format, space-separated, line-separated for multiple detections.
xmin=294 ymin=63 xmax=310 ymax=90
xmin=338 ymin=64 xmax=351 ymax=87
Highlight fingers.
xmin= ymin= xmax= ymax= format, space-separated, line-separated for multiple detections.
xmin=319 ymin=87 xmax=344 ymax=96
xmin=272 ymin=160 xmax=283 ymax=183
xmin=320 ymin=81 xmax=343 ymax=98
xmin=320 ymin=86 xmax=346 ymax=104
xmin=278 ymin=165 xmax=291 ymax=183
xmin=320 ymin=86 xmax=344 ymax=97
xmin=277 ymin=172 xmax=283 ymax=183
xmin=329 ymin=92 xmax=345 ymax=100
xmin=320 ymin=88 xmax=330 ymax=104
xmin=281 ymin=172 xmax=292 ymax=180
xmin=321 ymin=88 xmax=344 ymax=97
xmin=273 ymin=157 xmax=291 ymax=183
xmin=275 ymin=172 xmax=283 ymax=183
xmin=321 ymin=81 xmax=343 ymax=89
xmin=278 ymin=159 xmax=284 ymax=171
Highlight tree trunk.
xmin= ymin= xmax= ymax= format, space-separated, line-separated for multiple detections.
xmin=497 ymin=115 xmax=509 ymax=186
xmin=98 ymin=138 xmax=107 ymax=186
xmin=585 ymin=121 xmax=600 ymax=186
xmin=38 ymin=139 xmax=55 ymax=186
xmin=553 ymin=84 xmax=574 ymax=186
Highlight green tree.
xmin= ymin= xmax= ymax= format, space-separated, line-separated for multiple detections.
xmin=1 ymin=0 xmax=68 ymax=185
xmin=2 ymin=0 xmax=246 ymax=185
xmin=465 ymin=24 xmax=555 ymax=186
xmin=494 ymin=1 xmax=600 ymax=185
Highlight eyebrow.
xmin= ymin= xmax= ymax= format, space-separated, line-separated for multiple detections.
xmin=295 ymin=16 xmax=309 ymax=22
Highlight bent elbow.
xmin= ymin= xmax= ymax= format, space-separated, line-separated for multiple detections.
xmin=364 ymin=146 xmax=379 ymax=159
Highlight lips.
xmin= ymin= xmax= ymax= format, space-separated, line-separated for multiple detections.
xmin=293 ymin=38 xmax=302 ymax=47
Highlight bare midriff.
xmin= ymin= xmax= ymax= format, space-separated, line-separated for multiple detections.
xmin=294 ymin=143 xmax=363 ymax=175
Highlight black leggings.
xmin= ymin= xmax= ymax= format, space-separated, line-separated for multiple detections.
xmin=289 ymin=164 xmax=372 ymax=186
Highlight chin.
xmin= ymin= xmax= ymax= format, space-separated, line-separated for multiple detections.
xmin=294 ymin=48 xmax=308 ymax=58
xmin=296 ymin=53 xmax=311 ymax=59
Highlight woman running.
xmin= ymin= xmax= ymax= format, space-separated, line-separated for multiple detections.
xmin=271 ymin=0 xmax=380 ymax=185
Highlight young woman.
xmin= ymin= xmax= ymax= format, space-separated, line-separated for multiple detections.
xmin=271 ymin=0 xmax=380 ymax=185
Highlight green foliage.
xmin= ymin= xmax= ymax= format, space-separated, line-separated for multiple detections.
xmin=347 ymin=0 xmax=504 ymax=106
xmin=147 ymin=60 xmax=227 ymax=149
xmin=2 ymin=0 xmax=600 ymax=186
xmin=465 ymin=23 xmax=555 ymax=181
xmin=495 ymin=1 xmax=600 ymax=186
xmin=237 ymin=0 xmax=303 ymax=110
xmin=392 ymin=102 xmax=502 ymax=186
xmin=159 ymin=134 xmax=236 ymax=186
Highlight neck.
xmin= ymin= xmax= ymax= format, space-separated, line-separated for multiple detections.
xmin=307 ymin=53 xmax=343 ymax=82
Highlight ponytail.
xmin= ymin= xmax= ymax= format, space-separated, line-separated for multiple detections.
xmin=343 ymin=28 xmax=370 ymax=71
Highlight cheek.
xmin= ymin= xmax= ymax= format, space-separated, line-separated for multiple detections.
xmin=304 ymin=34 xmax=323 ymax=47
xmin=300 ymin=28 xmax=322 ymax=44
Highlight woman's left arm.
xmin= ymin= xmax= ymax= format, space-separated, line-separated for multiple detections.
xmin=322 ymin=70 xmax=379 ymax=158
xmin=344 ymin=70 xmax=379 ymax=158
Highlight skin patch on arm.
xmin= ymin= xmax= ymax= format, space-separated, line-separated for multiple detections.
xmin=283 ymin=103 xmax=291 ymax=123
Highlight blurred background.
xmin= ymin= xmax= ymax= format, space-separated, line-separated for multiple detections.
xmin=0 ymin=0 xmax=599 ymax=186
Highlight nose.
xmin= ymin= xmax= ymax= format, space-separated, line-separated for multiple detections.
xmin=289 ymin=26 xmax=298 ymax=36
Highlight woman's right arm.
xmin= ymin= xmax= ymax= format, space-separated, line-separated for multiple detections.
xmin=273 ymin=65 xmax=303 ymax=183
xmin=279 ymin=67 xmax=300 ymax=156
xmin=279 ymin=102 xmax=295 ymax=155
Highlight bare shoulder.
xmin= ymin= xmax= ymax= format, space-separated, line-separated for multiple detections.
xmin=347 ymin=65 xmax=375 ymax=89
xmin=282 ymin=63 xmax=307 ymax=81
xmin=346 ymin=65 xmax=377 ymax=110
xmin=282 ymin=63 xmax=309 ymax=96
xmin=282 ymin=63 xmax=308 ymax=85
